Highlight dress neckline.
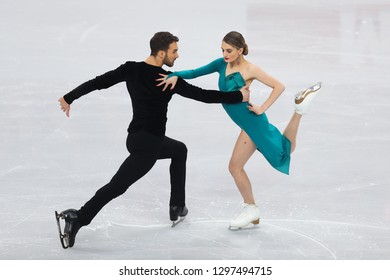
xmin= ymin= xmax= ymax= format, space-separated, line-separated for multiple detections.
xmin=223 ymin=62 xmax=245 ymax=83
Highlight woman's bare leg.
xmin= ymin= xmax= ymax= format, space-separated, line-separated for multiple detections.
xmin=228 ymin=130 xmax=257 ymax=204
xmin=284 ymin=81 xmax=322 ymax=153
xmin=283 ymin=112 xmax=302 ymax=154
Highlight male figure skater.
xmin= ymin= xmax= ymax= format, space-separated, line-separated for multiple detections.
xmin=55 ymin=31 xmax=249 ymax=249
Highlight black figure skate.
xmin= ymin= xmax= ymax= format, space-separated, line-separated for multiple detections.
xmin=169 ymin=205 xmax=188 ymax=227
xmin=55 ymin=209 xmax=82 ymax=249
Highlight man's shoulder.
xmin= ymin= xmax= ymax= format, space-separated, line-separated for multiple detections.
xmin=116 ymin=61 xmax=145 ymax=74
xmin=122 ymin=61 xmax=140 ymax=67
xmin=124 ymin=61 xmax=171 ymax=72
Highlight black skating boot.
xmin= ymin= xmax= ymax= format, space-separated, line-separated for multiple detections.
xmin=55 ymin=209 xmax=82 ymax=249
xmin=169 ymin=205 xmax=188 ymax=227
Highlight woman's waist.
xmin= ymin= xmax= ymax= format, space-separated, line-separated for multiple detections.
xmin=222 ymin=102 xmax=268 ymax=124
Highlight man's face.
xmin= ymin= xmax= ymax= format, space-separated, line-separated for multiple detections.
xmin=163 ymin=42 xmax=179 ymax=67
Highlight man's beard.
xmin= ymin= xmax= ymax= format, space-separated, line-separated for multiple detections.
xmin=163 ymin=57 xmax=175 ymax=67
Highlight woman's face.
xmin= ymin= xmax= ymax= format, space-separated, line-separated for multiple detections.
xmin=221 ymin=41 xmax=242 ymax=63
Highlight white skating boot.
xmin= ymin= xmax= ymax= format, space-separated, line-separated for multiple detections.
xmin=294 ymin=82 xmax=322 ymax=115
xmin=228 ymin=203 xmax=260 ymax=230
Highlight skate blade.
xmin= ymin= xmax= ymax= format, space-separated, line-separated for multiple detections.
xmin=60 ymin=235 xmax=70 ymax=249
xmin=55 ymin=211 xmax=69 ymax=249
xmin=308 ymin=82 xmax=322 ymax=92
xmin=228 ymin=219 xmax=260 ymax=231
xmin=228 ymin=224 xmax=258 ymax=231
xmin=171 ymin=216 xmax=186 ymax=228
xmin=295 ymin=82 xmax=322 ymax=103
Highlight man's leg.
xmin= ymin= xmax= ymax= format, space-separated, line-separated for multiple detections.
xmin=158 ymin=136 xmax=187 ymax=207
xmin=78 ymin=131 xmax=164 ymax=226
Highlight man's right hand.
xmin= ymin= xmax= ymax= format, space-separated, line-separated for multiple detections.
xmin=156 ymin=73 xmax=178 ymax=91
xmin=240 ymin=85 xmax=250 ymax=102
xmin=58 ymin=96 xmax=71 ymax=117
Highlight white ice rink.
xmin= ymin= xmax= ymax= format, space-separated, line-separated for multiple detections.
xmin=1 ymin=0 xmax=390 ymax=263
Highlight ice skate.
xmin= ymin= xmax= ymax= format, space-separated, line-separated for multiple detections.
xmin=169 ymin=205 xmax=188 ymax=227
xmin=294 ymin=82 xmax=322 ymax=115
xmin=55 ymin=209 xmax=82 ymax=249
xmin=228 ymin=203 xmax=260 ymax=231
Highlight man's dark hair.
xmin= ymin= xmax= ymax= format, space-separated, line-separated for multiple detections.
xmin=150 ymin=32 xmax=179 ymax=56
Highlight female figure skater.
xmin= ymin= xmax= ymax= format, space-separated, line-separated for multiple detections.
xmin=157 ymin=31 xmax=321 ymax=230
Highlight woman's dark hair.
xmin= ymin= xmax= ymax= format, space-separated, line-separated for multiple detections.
xmin=150 ymin=32 xmax=179 ymax=56
xmin=223 ymin=31 xmax=248 ymax=55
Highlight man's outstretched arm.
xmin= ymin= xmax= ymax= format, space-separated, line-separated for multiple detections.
xmin=166 ymin=78 xmax=250 ymax=104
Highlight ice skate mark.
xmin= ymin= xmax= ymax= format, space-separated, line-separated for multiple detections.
xmin=265 ymin=222 xmax=337 ymax=260
xmin=58 ymin=22 xmax=89 ymax=44
xmin=0 ymin=165 xmax=25 ymax=178
xmin=53 ymin=129 xmax=70 ymax=139
xmin=79 ymin=24 xmax=100 ymax=43
xmin=145 ymin=178 xmax=169 ymax=193
xmin=58 ymin=17 xmax=115 ymax=45
xmin=267 ymin=218 xmax=390 ymax=231
xmin=255 ymin=47 xmax=390 ymax=60
xmin=183 ymin=232 xmax=260 ymax=259
xmin=110 ymin=221 xmax=170 ymax=229
xmin=331 ymin=181 xmax=390 ymax=194
xmin=79 ymin=13 xmax=130 ymax=43
xmin=5 ymin=196 xmax=48 ymax=232
xmin=111 ymin=219 xmax=230 ymax=229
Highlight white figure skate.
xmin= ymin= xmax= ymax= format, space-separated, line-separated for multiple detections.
xmin=294 ymin=82 xmax=322 ymax=115
xmin=228 ymin=203 xmax=260 ymax=231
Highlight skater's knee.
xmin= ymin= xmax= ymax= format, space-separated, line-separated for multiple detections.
xmin=228 ymin=161 xmax=242 ymax=178
xmin=176 ymin=142 xmax=188 ymax=160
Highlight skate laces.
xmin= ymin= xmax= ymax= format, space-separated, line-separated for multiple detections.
xmin=235 ymin=203 xmax=257 ymax=218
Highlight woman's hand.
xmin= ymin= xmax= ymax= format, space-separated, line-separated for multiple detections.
xmin=156 ymin=74 xmax=178 ymax=91
xmin=58 ymin=96 xmax=71 ymax=117
xmin=239 ymin=85 xmax=250 ymax=102
xmin=247 ymin=102 xmax=266 ymax=115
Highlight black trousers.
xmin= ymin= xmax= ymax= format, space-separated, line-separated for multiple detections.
xmin=77 ymin=130 xmax=187 ymax=225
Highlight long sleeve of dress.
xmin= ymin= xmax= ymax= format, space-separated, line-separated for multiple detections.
xmin=168 ymin=58 xmax=222 ymax=80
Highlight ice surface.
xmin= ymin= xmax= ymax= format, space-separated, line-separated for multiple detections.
xmin=0 ymin=0 xmax=389 ymax=260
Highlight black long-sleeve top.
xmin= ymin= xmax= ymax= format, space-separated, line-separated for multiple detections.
xmin=64 ymin=61 xmax=243 ymax=136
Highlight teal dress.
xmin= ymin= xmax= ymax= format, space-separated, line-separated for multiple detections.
xmin=169 ymin=58 xmax=291 ymax=174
